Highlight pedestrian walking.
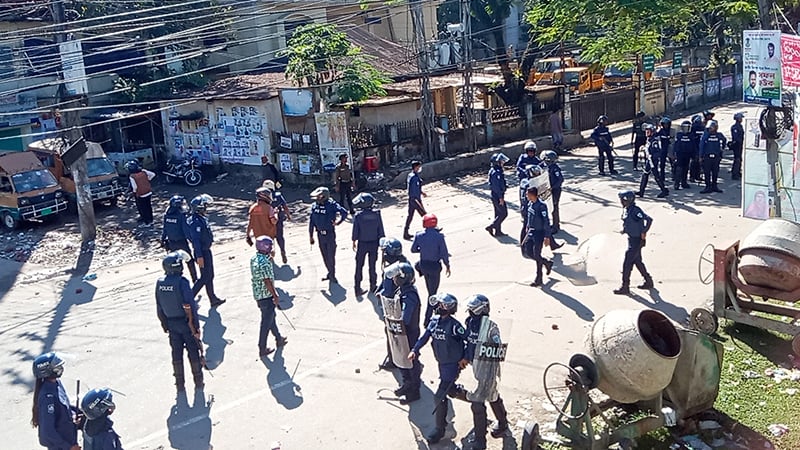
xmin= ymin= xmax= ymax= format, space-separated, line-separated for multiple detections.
xmin=263 ymin=180 xmax=292 ymax=264
xmin=730 ymin=112 xmax=744 ymax=180
xmin=309 ymin=186 xmax=348 ymax=284
xmin=411 ymin=213 xmax=451 ymax=326
xmin=699 ymin=120 xmax=727 ymax=194
xmin=613 ymin=191 xmax=654 ymax=295
xmin=550 ymin=109 xmax=564 ymax=152
xmin=251 ymin=236 xmax=287 ymax=357
xmin=521 ymin=186 xmax=553 ymax=287
xmin=161 ymin=195 xmax=198 ymax=283
xmin=384 ymin=261 xmax=422 ymax=404
xmin=333 ymin=154 xmax=356 ymax=214
xmin=636 ymin=124 xmax=669 ymax=199
xmin=590 ymin=115 xmax=617 ymax=176
xmin=126 ymin=160 xmax=155 ymax=225
xmin=631 ymin=111 xmax=648 ymax=171
xmin=485 ymin=153 xmax=509 ymax=237
xmin=245 ymin=187 xmax=278 ymax=246
xmin=31 ymin=352 xmax=81 ymax=450
xmin=377 ymin=237 xmax=409 ymax=371
xmin=673 ymin=121 xmax=694 ymax=190
xmin=188 ymin=194 xmax=226 ymax=308
xmin=541 ymin=150 xmax=563 ymax=234
xmin=408 ymin=292 xmax=468 ymax=444
xmin=403 ymin=161 xmax=427 ymax=240
xmin=80 ymin=388 xmax=123 ymax=450
xmin=352 ymin=193 xmax=385 ymax=296
xmin=156 ymin=252 xmax=205 ymax=391
xmin=260 ymin=155 xmax=282 ymax=187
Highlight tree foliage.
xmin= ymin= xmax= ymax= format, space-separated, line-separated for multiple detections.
xmin=278 ymin=24 xmax=390 ymax=104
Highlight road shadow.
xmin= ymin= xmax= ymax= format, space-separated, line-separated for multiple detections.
xmin=367 ymin=291 xmax=385 ymax=321
xmin=261 ymin=346 xmax=303 ymax=410
xmin=202 ymin=308 xmax=228 ymax=370
xmin=628 ymin=288 xmax=689 ymax=324
xmin=552 ymin=229 xmax=579 ymax=246
xmin=274 ymin=264 xmax=301 ymax=282
xmin=321 ymin=282 xmax=347 ymax=306
xmin=275 ymin=287 xmax=295 ymax=311
xmin=167 ymin=390 xmax=213 ymax=450
xmin=542 ymin=280 xmax=595 ymax=321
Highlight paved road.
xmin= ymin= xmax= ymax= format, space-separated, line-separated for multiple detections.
xmin=1 ymin=102 xmax=764 ymax=449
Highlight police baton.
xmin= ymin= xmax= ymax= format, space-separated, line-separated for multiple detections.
xmin=279 ymin=306 xmax=296 ymax=331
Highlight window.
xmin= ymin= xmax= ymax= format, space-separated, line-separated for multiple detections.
xmin=0 ymin=176 xmax=11 ymax=193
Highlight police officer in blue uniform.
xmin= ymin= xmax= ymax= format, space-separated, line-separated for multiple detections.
xmin=188 ymin=194 xmax=225 ymax=308
xmin=699 ymin=120 xmax=727 ymax=194
xmin=157 ymin=252 xmax=205 ymax=391
xmin=309 ymin=186 xmax=348 ymax=284
xmin=411 ymin=213 xmax=452 ymax=326
xmin=518 ymin=164 xmax=543 ymax=242
xmin=161 ymin=195 xmax=198 ymax=283
xmin=658 ymin=116 xmax=674 ymax=183
xmin=80 ymin=388 xmax=122 ymax=450
xmin=542 ymin=150 xmax=564 ymax=234
xmin=673 ymin=121 xmax=694 ymax=190
xmin=409 ymin=292 xmax=468 ymax=444
xmin=689 ymin=114 xmax=705 ymax=183
xmin=352 ymin=192 xmax=385 ymax=296
xmin=614 ymin=191 xmax=654 ymax=295
xmin=730 ymin=112 xmax=744 ymax=180
xmin=485 ymin=153 xmax=509 ymax=237
xmin=264 ymin=180 xmax=292 ymax=264
xmin=403 ymin=161 xmax=427 ymax=240
xmin=385 ymin=262 xmax=422 ymax=404
xmin=378 ymin=237 xmax=410 ymax=371
xmin=631 ymin=111 xmax=648 ymax=171
xmin=31 ymin=352 xmax=80 ymax=450
xmin=522 ymin=186 xmax=554 ymax=287
xmin=516 ymin=141 xmax=540 ymax=181
xmin=637 ymin=124 xmax=669 ymax=199
xmin=590 ymin=115 xmax=617 ymax=176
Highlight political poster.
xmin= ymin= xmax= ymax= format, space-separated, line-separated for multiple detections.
xmin=743 ymin=30 xmax=782 ymax=105
xmin=781 ymin=34 xmax=800 ymax=88
xmin=314 ymin=112 xmax=352 ymax=173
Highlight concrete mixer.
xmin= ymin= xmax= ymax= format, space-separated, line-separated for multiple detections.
xmin=522 ymin=309 xmax=723 ymax=450
xmin=692 ymin=218 xmax=800 ymax=354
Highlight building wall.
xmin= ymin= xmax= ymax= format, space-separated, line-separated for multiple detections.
xmin=344 ymin=99 xmax=420 ymax=126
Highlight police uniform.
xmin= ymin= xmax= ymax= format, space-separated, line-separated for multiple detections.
xmin=464 ymin=314 xmax=508 ymax=447
xmin=411 ymin=228 xmax=451 ymax=325
xmin=516 ymin=153 xmax=540 ymax=208
xmin=658 ymin=126 xmax=673 ymax=182
xmin=403 ymin=171 xmax=425 ymax=238
xmin=156 ymin=273 xmax=203 ymax=390
xmin=162 ymin=208 xmax=198 ymax=282
xmin=379 ymin=253 xmax=409 ymax=369
xmin=188 ymin=213 xmax=223 ymax=304
xmin=352 ymin=208 xmax=385 ymax=292
xmin=82 ymin=417 xmax=122 ymax=450
xmin=700 ymin=130 xmax=727 ymax=193
xmin=590 ymin=124 xmax=615 ymax=175
xmin=637 ymin=135 xmax=669 ymax=198
xmin=397 ymin=284 xmax=422 ymax=396
xmin=548 ymin=163 xmax=564 ymax=233
xmin=673 ymin=131 xmax=694 ymax=189
xmin=411 ymin=314 xmax=468 ymax=443
xmin=523 ymin=199 xmax=553 ymax=285
xmin=309 ymin=199 xmax=348 ymax=282
xmin=690 ymin=120 xmax=705 ymax=182
xmin=619 ymin=203 xmax=653 ymax=290
xmin=272 ymin=191 xmax=290 ymax=262
xmin=488 ymin=164 xmax=508 ymax=235
xmin=730 ymin=121 xmax=744 ymax=180
xmin=333 ymin=162 xmax=355 ymax=214
xmin=36 ymin=379 xmax=79 ymax=450
xmin=631 ymin=117 xmax=648 ymax=170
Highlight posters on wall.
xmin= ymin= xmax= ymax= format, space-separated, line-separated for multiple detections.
xmin=780 ymin=34 xmax=800 ymax=88
xmin=166 ymin=104 xmax=213 ymax=165
xmin=743 ymin=30 xmax=782 ymax=104
xmin=282 ymin=90 xmax=314 ymax=117
xmin=278 ymin=153 xmax=292 ymax=173
xmin=314 ymin=112 xmax=352 ymax=173
xmin=215 ymin=105 xmax=268 ymax=165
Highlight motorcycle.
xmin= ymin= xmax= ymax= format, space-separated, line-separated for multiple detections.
xmin=163 ymin=156 xmax=203 ymax=186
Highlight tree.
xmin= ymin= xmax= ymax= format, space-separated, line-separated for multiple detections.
xmin=278 ymin=24 xmax=390 ymax=104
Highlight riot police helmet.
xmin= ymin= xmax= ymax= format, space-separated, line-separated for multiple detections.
xmin=691 ymin=114 xmax=703 ymax=123
xmin=525 ymin=164 xmax=543 ymax=178
xmin=422 ymin=213 xmax=438 ymax=229
xmin=466 ymin=294 xmax=490 ymax=316
xmin=168 ymin=195 xmax=187 ymax=213
xmin=541 ymin=150 xmax=558 ymax=164
xmin=618 ymin=190 xmax=636 ymax=207
xmin=428 ymin=292 xmax=458 ymax=314
xmin=352 ymin=192 xmax=375 ymax=210
xmin=636 ymin=111 xmax=646 ymax=118
xmin=491 ymin=153 xmax=510 ymax=165
xmin=255 ymin=235 xmax=274 ymax=255
xmin=708 ymin=120 xmax=719 ymax=131
xmin=703 ymin=109 xmax=715 ymax=120
xmin=380 ymin=237 xmax=403 ymax=258
xmin=385 ymin=261 xmax=415 ymax=286
xmin=190 ymin=194 xmax=213 ymax=214
xmin=642 ymin=123 xmax=656 ymax=134
xmin=523 ymin=141 xmax=537 ymax=153
xmin=734 ymin=112 xmax=744 ymax=121
xmin=125 ymin=160 xmax=141 ymax=174
xmin=659 ymin=116 xmax=672 ymax=127
xmin=81 ymin=388 xmax=115 ymax=420
xmin=310 ymin=186 xmax=330 ymax=203
xmin=32 ymin=352 xmax=65 ymax=379
xmin=256 ymin=187 xmax=272 ymax=202
xmin=680 ymin=121 xmax=691 ymax=133
xmin=597 ymin=115 xmax=608 ymax=125
xmin=162 ymin=252 xmax=184 ymax=275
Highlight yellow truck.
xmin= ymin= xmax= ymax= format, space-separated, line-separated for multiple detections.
xmin=0 ymin=151 xmax=67 ymax=230
xmin=552 ymin=67 xmax=604 ymax=94
xmin=28 ymin=139 xmax=125 ymax=207
xmin=527 ymin=57 xmax=578 ymax=85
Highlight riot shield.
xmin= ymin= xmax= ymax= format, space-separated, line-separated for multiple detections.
xmin=467 ymin=316 xmax=507 ymax=402
xmin=381 ymin=294 xmax=413 ymax=369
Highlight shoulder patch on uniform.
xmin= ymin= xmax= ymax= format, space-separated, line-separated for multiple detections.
xmin=47 ymin=403 xmax=55 ymax=414
xmin=456 ymin=325 xmax=465 ymax=335
xmin=637 ymin=212 xmax=644 ymax=219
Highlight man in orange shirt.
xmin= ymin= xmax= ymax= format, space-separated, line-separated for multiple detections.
xmin=246 ymin=187 xmax=278 ymax=246
xmin=126 ymin=160 xmax=156 ymax=225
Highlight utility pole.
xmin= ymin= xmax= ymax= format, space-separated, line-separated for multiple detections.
xmin=756 ymin=0 xmax=782 ymax=216
xmin=459 ymin=0 xmax=476 ymax=153
xmin=52 ymin=0 xmax=96 ymax=242
xmin=409 ymin=0 xmax=435 ymax=160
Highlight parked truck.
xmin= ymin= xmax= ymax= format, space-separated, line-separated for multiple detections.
xmin=0 ymin=151 xmax=67 ymax=230
xmin=527 ymin=56 xmax=578 ymax=85
xmin=552 ymin=67 xmax=604 ymax=94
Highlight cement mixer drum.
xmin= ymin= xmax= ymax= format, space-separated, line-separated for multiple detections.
xmin=739 ymin=219 xmax=800 ymax=293
xmin=586 ymin=309 xmax=682 ymax=404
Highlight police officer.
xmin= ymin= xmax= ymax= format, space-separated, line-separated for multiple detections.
xmin=485 ymin=153 xmax=509 ymax=237
xmin=333 ymin=154 xmax=356 ymax=214
xmin=614 ymin=191 xmax=654 ymax=295
xmin=403 ymin=161 xmax=427 ymax=240
xmin=80 ymin=388 xmax=122 ymax=450
xmin=699 ymin=120 xmax=727 ymax=194
xmin=542 ymin=150 xmax=564 ymax=234
xmin=408 ymin=292 xmax=468 ymax=444
xmin=377 ymin=238 xmax=409 ymax=371
xmin=637 ymin=124 xmax=669 ymax=199
xmin=385 ymin=261 xmax=422 ymax=404
xmin=411 ymin=213 xmax=451 ymax=326
xmin=246 ymin=187 xmax=277 ymax=247
xmin=31 ymin=352 xmax=80 ymax=450
xmin=188 ymin=194 xmax=226 ymax=308
xmin=518 ymin=164 xmax=543 ymax=242
xmin=658 ymin=116 xmax=674 ymax=183
xmin=590 ymin=115 xmax=617 ymax=176
xmin=157 ymin=252 xmax=205 ymax=391
xmin=516 ymin=141 xmax=540 ymax=183
xmin=522 ymin=186 xmax=554 ymax=287
xmin=309 ymin=186 xmax=348 ymax=284
xmin=689 ymin=114 xmax=705 ymax=183
xmin=672 ymin=121 xmax=694 ymax=190
xmin=730 ymin=112 xmax=745 ymax=180
xmin=352 ymin=192 xmax=385 ymax=296
xmin=263 ymin=180 xmax=292 ymax=264
xmin=161 ymin=195 xmax=198 ymax=283
xmin=631 ymin=111 xmax=647 ymax=171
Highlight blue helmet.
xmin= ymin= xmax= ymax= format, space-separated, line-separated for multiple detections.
xmin=541 ymin=150 xmax=557 ymax=164
xmin=428 ymin=292 xmax=458 ymax=314
xmin=619 ymin=190 xmax=636 ymax=206
xmin=125 ymin=160 xmax=141 ymax=173
xmin=190 ymin=194 xmax=213 ymax=214
xmin=680 ymin=121 xmax=691 ymax=133
xmin=81 ymin=388 xmax=115 ymax=420
xmin=466 ymin=294 xmax=490 ymax=316
xmin=353 ymin=193 xmax=375 ymax=210
xmin=734 ymin=112 xmax=744 ymax=121
xmin=33 ymin=352 xmax=65 ymax=379
xmin=490 ymin=153 xmax=509 ymax=165
xmin=526 ymin=164 xmax=543 ymax=178
xmin=691 ymin=114 xmax=702 ymax=124
xmin=659 ymin=116 xmax=671 ymax=127
xmin=168 ymin=195 xmax=186 ymax=213
xmin=385 ymin=261 xmax=415 ymax=286
xmin=162 ymin=252 xmax=184 ymax=275
xmin=380 ymin=237 xmax=403 ymax=258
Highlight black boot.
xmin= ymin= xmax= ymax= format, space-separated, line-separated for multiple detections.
xmin=489 ymin=398 xmax=509 ymax=438
xmin=637 ymin=276 xmax=654 ymax=289
xmin=426 ymin=399 xmax=448 ymax=443
xmin=448 ymin=384 xmax=469 ymax=402
xmin=190 ymin=360 xmax=204 ymax=390
xmin=399 ymin=389 xmax=420 ymax=405
xmin=613 ymin=285 xmax=631 ymax=295
xmin=545 ymin=260 xmax=554 ymax=275
xmin=173 ymin=361 xmax=186 ymax=392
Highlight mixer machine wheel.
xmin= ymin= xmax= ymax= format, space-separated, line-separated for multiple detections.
xmin=543 ymin=361 xmax=593 ymax=420
xmin=690 ymin=307 xmax=719 ymax=335
xmin=698 ymin=243 xmax=716 ymax=285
